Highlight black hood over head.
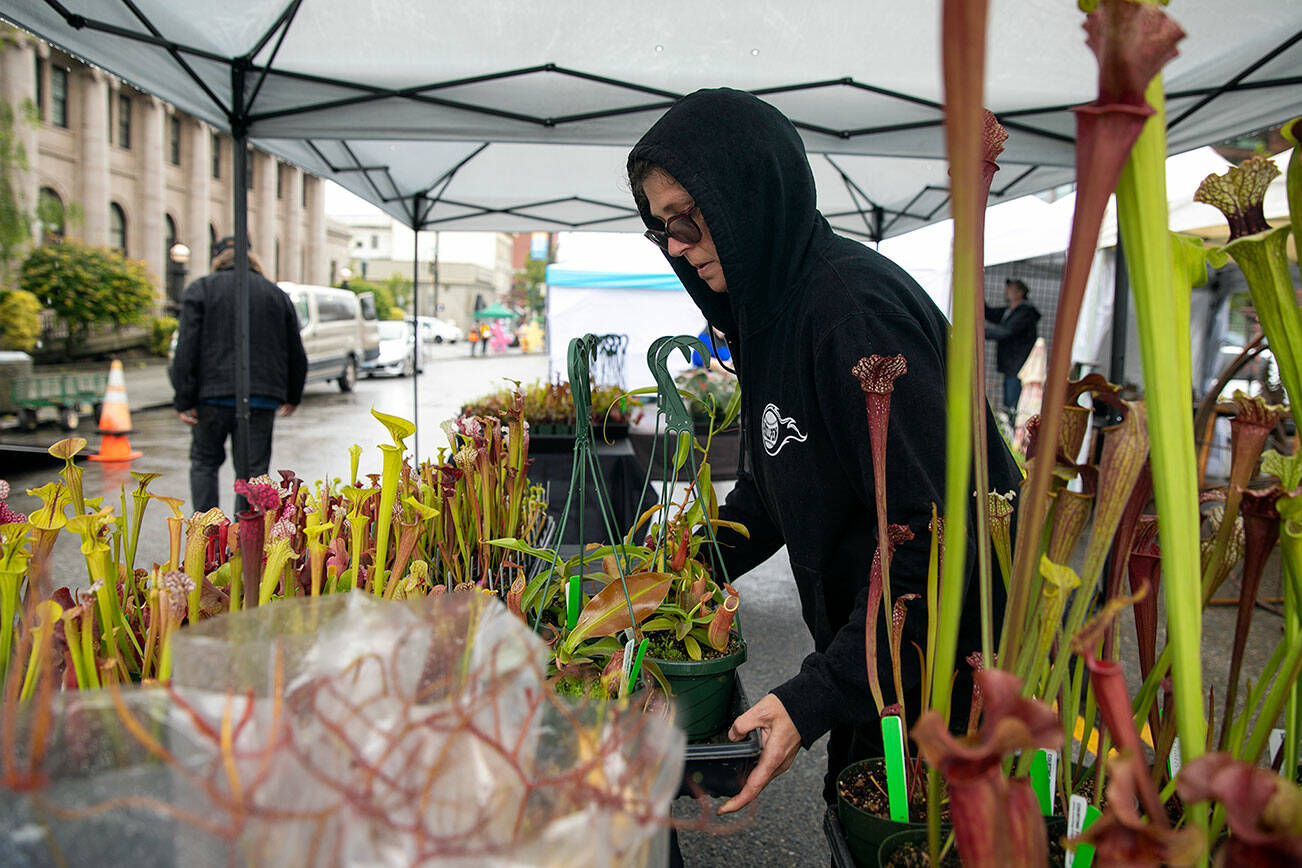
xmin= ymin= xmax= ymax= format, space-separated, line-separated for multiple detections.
xmin=628 ymin=88 xmax=824 ymax=338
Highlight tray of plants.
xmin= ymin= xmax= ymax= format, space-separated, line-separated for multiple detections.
xmin=676 ymin=677 xmax=761 ymax=799
xmin=823 ymin=806 xmax=857 ymax=868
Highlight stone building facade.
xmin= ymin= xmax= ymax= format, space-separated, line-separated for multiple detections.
xmin=0 ymin=26 xmax=329 ymax=296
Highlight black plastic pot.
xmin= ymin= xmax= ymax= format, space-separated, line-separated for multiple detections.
xmin=647 ymin=637 xmax=747 ymax=741
xmin=835 ymin=758 xmax=938 ymax=868
xmin=677 ymin=677 xmax=761 ymax=798
xmin=876 ymin=814 xmax=1070 ymax=867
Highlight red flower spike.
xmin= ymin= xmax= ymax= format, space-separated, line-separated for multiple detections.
xmin=1177 ymin=752 xmax=1302 ymax=867
xmin=852 ymin=354 xmax=909 ymax=628
xmin=1075 ymin=752 xmax=1203 ymax=867
xmin=965 ymin=650 xmax=985 ymax=737
xmin=865 ymin=523 xmax=914 ymax=714
xmin=912 ymin=669 xmax=1060 ymax=867
xmin=1221 ymin=485 xmax=1283 ymax=747
xmin=1084 ymin=0 xmax=1186 ymax=109
xmin=1004 ymin=0 xmax=1183 ymax=666
xmin=980 ymin=109 xmax=1008 ymax=192
xmin=1047 ymin=489 xmax=1094 ymax=565
xmin=1194 ymin=156 xmax=1282 ymax=241
xmin=1127 ymin=515 xmax=1162 ymax=685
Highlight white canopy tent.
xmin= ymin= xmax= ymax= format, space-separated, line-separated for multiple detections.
xmin=3 ymin=0 xmax=1299 ymax=455
xmin=3 ymin=1 xmax=1299 ymax=240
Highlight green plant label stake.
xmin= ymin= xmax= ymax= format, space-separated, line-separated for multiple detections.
xmin=1031 ymin=748 xmax=1059 ymax=816
xmin=1066 ymin=794 xmax=1100 ymax=868
xmin=881 ymin=715 xmax=909 ymax=822
xmin=566 ymin=575 xmax=580 ymax=631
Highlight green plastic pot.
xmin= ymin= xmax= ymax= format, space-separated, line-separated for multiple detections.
xmin=836 ymin=758 xmax=938 ymax=868
xmin=646 ymin=637 xmax=747 ymax=741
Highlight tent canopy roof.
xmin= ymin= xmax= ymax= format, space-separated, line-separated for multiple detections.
xmin=4 ymin=0 xmax=1300 ymax=239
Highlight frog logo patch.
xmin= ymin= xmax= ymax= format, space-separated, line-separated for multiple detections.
xmin=761 ymin=403 xmax=807 ymax=456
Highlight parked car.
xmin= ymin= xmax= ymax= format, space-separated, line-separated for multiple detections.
xmin=410 ymin=315 xmax=463 ymax=344
xmin=279 ymin=283 xmax=381 ymax=392
xmin=363 ymin=320 xmax=421 ymax=378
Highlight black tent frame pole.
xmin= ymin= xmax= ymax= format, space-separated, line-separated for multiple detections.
xmin=231 ymin=64 xmax=252 ymax=492
xmin=411 ymin=195 xmax=421 ymax=465
xmin=1110 ymin=240 xmax=1129 ymax=387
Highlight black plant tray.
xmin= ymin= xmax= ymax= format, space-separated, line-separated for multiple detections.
xmin=530 ymin=422 xmax=630 ymax=452
xmin=824 ymin=805 xmax=858 ymax=868
xmin=676 ymin=677 xmax=760 ymax=799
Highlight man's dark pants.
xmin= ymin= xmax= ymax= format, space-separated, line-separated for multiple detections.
xmin=190 ymin=403 xmax=276 ymax=514
xmin=1003 ymin=373 xmax=1022 ymax=422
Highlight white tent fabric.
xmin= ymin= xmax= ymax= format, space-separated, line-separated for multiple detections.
xmin=3 ymin=0 xmax=1299 ymax=239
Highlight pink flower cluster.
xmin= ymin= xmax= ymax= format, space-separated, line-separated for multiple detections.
xmin=234 ymin=478 xmax=281 ymax=513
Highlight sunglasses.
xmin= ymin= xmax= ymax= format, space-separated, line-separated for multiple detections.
xmin=644 ymin=204 xmax=703 ymax=252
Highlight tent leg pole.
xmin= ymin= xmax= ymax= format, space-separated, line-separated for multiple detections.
xmin=232 ymin=66 xmax=252 ymax=509
xmin=411 ymin=200 xmax=421 ymax=465
xmin=1109 ymin=240 xmax=1129 ymax=388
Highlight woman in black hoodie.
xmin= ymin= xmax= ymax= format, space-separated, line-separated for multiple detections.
xmin=627 ymin=89 xmax=1022 ymax=814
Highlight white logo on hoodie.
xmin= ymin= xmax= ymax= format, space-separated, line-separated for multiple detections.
xmin=761 ymin=403 xmax=807 ymax=456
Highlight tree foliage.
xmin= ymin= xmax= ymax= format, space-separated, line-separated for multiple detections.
xmin=0 ymin=82 xmax=37 ymax=288
xmin=339 ymin=277 xmax=404 ymax=321
xmin=0 ymin=288 xmax=41 ymax=351
xmin=20 ymin=241 xmax=156 ymax=343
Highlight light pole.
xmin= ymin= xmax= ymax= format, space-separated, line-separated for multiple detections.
xmin=339 ymin=266 xmax=353 ymax=290
xmin=167 ymin=242 xmax=191 ymax=315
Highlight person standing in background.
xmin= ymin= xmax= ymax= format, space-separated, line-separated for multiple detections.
xmin=170 ymin=237 xmax=307 ymax=515
xmin=984 ymin=278 xmax=1040 ymax=426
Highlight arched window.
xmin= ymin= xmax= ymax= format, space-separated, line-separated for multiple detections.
xmin=37 ymin=187 xmax=64 ymax=242
xmin=109 ymin=203 xmax=127 ymax=254
xmin=164 ymin=214 xmax=177 ymax=261
xmin=274 ymin=239 xmax=281 ymax=280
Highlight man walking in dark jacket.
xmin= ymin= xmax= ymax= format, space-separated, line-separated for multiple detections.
xmin=984 ymin=278 xmax=1041 ymax=424
xmin=628 ymin=89 xmax=1022 ymax=816
xmin=171 ymin=237 xmax=307 ymax=515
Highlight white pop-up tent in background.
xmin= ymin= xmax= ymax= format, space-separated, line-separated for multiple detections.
xmin=546 ymin=233 xmax=700 ymax=392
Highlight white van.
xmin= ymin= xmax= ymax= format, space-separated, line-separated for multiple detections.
xmin=279 ymin=283 xmax=381 ymax=392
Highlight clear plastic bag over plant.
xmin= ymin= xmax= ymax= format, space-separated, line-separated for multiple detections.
xmin=0 ymin=592 xmax=684 ymax=867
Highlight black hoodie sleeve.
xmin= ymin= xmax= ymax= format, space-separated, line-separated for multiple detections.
xmin=710 ymin=470 xmax=784 ymax=581
xmin=769 ymin=310 xmax=948 ymax=747
xmin=170 ymin=279 xmax=205 ymax=412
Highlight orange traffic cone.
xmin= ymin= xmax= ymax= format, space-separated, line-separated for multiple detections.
xmin=88 ymin=360 xmax=143 ymax=462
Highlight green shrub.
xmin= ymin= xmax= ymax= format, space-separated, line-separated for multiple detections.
xmin=0 ymin=288 xmax=41 ymax=352
xmin=20 ymin=241 xmax=156 ymax=347
xmin=340 ymin=277 xmax=400 ymax=320
xmin=149 ymin=315 xmax=178 ymax=357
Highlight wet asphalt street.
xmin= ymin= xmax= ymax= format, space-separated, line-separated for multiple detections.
xmin=0 ymin=344 xmax=835 ymax=867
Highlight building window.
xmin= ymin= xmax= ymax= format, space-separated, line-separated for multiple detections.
xmin=210 ymin=224 xmax=218 ymax=251
xmin=245 ymin=148 xmax=254 ymax=190
xmin=370 ymin=235 xmax=378 ymax=249
xmin=301 ymin=176 xmax=308 ymax=208
xmin=117 ymin=93 xmax=131 ymax=149
xmin=276 ymin=163 xmax=284 ymax=199
xmin=165 ymin=214 xmax=177 ymax=262
xmin=274 ymin=239 xmax=281 ymax=279
xmin=50 ymin=66 xmax=68 ymax=128
xmin=34 ymin=56 xmax=45 ymax=122
xmin=37 ymin=187 xmax=64 ymax=242
xmin=169 ymin=116 xmax=181 ymax=165
xmin=211 ymin=133 xmax=221 ymax=179
xmin=109 ymin=203 xmax=127 ymax=254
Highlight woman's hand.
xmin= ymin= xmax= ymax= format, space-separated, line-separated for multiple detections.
xmin=717 ymin=693 xmax=802 ymax=814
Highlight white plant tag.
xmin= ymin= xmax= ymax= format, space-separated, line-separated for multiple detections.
xmin=621 ymin=637 xmax=636 ymax=684
xmin=1168 ymin=736 xmax=1183 ymax=779
xmin=1270 ymin=728 xmax=1286 ymax=772
xmin=1066 ymin=794 xmax=1087 ymax=868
